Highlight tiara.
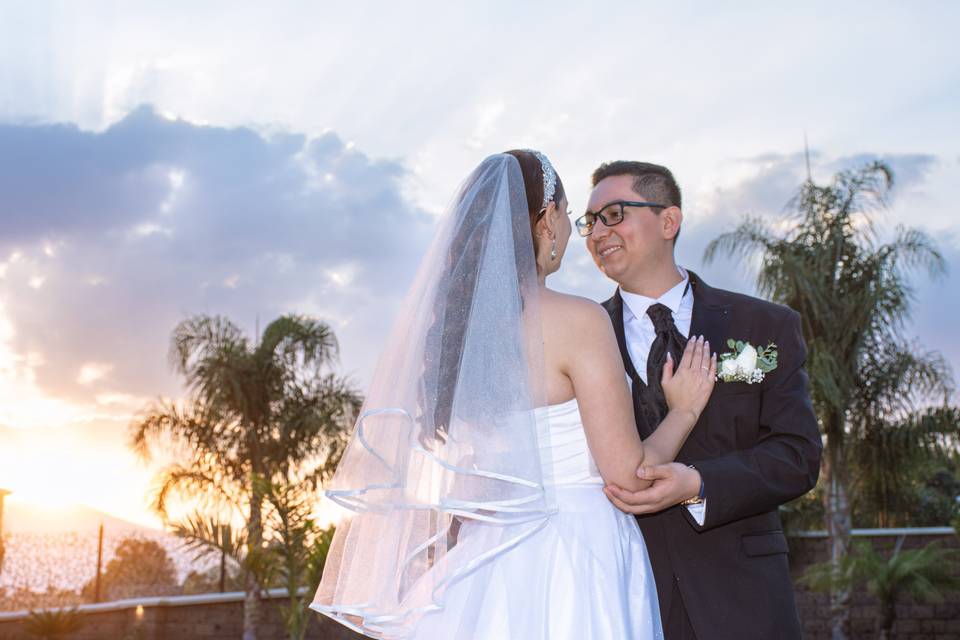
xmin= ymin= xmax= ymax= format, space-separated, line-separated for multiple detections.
xmin=522 ymin=149 xmax=557 ymax=209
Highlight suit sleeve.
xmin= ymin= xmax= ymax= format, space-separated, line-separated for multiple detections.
xmin=683 ymin=309 xmax=822 ymax=531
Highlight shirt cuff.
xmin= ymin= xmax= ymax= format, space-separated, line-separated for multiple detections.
xmin=686 ymin=500 xmax=706 ymax=526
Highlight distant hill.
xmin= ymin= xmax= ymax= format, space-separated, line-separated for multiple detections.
xmin=0 ymin=502 xmax=216 ymax=593
xmin=3 ymin=501 xmax=159 ymax=535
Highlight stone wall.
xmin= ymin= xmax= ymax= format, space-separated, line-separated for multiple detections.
xmin=1 ymin=530 xmax=957 ymax=639
xmin=0 ymin=590 xmax=364 ymax=640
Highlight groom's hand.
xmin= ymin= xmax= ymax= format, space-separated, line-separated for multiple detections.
xmin=603 ymin=463 xmax=701 ymax=515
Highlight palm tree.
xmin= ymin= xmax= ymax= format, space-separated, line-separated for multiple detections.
xmin=171 ymin=476 xmax=337 ymax=640
xmin=852 ymin=406 xmax=960 ymax=527
xmin=802 ymin=537 xmax=960 ymax=639
xmin=23 ymin=608 xmax=84 ymax=639
xmin=130 ymin=314 xmax=361 ymax=640
xmin=257 ymin=476 xmax=335 ymax=640
xmin=704 ymin=161 xmax=949 ymax=639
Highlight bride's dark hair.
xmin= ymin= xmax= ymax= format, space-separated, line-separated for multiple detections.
xmin=423 ymin=152 xmax=560 ymax=443
xmin=505 ymin=149 xmax=566 ymax=261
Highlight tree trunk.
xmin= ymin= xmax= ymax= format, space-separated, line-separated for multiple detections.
xmin=879 ymin=598 xmax=896 ymax=640
xmin=219 ymin=548 xmax=226 ymax=593
xmin=243 ymin=484 xmax=264 ymax=640
xmin=823 ymin=433 xmax=852 ymax=640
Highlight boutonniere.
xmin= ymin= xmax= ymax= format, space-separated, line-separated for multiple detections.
xmin=717 ymin=339 xmax=778 ymax=384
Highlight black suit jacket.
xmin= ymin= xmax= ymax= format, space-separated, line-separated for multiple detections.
xmin=603 ymin=271 xmax=822 ymax=640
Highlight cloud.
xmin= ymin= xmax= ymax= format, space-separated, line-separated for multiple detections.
xmin=0 ymin=107 xmax=955 ymax=414
xmin=828 ymin=153 xmax=938 ymax=194
xmin=0 ymin=106 xmax=434 ymax=402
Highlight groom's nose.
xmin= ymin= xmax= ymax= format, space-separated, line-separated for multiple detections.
xmin=591 ymin=217 xmax=612 ymax=243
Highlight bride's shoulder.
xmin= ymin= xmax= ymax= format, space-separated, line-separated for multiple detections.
xmin=540 ymin=291 xmax=619 ymax=367
xmin=540 ymin=290 xmax=611 ymax=332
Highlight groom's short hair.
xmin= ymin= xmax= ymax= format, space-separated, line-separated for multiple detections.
xmin=591 ymin=161 xmax=682 ymax=243
xmin=591 ymin=161 xmax=681 ymax=209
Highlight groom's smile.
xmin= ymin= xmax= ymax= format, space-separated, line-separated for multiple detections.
xmin=588 ymin=219 xmax=632 ymax=277
xmin=591 ymin=230 xmax=631 ymax=278
xmin=598 ymin=244 xmax=624 ymax=258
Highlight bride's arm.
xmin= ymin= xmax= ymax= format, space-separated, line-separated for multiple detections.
xmin=562 ymin=300 xmax=713 ymax=493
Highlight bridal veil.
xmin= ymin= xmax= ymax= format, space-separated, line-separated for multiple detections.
xmin=311 ymin=153 xmax=556 ymax=638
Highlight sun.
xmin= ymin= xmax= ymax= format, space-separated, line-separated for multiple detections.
xmin=3 ymin=485 xmax=79 ymax=511
xmin=0 ymin=465 xmax=83 ymax=511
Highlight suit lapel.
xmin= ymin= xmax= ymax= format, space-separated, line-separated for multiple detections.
xmin=604 ymin=289 xmax=642 ymax=383
xmin=675 ymin=271 xmax=734 ymax=458
xmin=687 ymin=270 xmax=733 ymax=353
xmin=604 ymin=289 xmax=655 ymax=438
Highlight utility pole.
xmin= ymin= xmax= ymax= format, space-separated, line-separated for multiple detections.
xmin=94 ymin=522 xmax=104 ymax=602
xmin=0 ymin=489 xmax=9 ymax=577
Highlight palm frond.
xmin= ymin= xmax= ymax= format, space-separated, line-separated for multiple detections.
xmin=23 ymin=607 xmax=85 ymax=636
xmin=129 ymin=397 xmax=225 ymax=462
xmin=258 ymin=314 xmax=339 ymax=370
xmin=149 ymin=463 xmax=240 ymax=521
xmin=167 ymin=511 xmax=248 ymax=564
xmin=169 ymin=314 xmax=247 ymax=375
xmin=702 ymin=217 xmax=776 ymax=266
xmin=853 ymin=341 xmax=953 ymax=422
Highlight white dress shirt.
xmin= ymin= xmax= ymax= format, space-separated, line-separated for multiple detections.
xmin=620 ymin=267 xmax=706 ymax=525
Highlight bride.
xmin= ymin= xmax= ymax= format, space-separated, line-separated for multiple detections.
xmin=311 ymin=150 xmax=716 ymax=639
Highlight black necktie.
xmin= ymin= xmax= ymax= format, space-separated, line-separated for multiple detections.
xmin=644 ymin=303 xmax=688 ymax=423
xmin=625 ymin=356 xmax=650 ymax=438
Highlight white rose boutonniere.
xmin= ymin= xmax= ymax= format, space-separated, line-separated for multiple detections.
xmin=717 ymin=339 xmax=777 ymax=384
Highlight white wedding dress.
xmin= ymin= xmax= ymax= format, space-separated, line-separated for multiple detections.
xmin=407 ymin=397 xmax=663 ymax=640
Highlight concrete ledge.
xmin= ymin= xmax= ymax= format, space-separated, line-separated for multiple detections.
xmin=0 ymin=586 xmax=309 ymax=621
xmin=790 ymin=526 xmax=956 ymax=538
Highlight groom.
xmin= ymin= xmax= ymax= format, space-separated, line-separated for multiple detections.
xmin=586 ymin=161 xmax=822 ymax=639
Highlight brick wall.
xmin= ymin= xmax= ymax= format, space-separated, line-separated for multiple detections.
xmin=0 ymin=590 xmax=364 ymax=640
xmin=791 ymin=531 xmax=960 ymax=639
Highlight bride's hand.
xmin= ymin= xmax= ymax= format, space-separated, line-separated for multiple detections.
xmin=661 ymin=336 xmax=716 ymax=424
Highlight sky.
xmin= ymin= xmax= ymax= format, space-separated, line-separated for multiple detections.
xmin=0 ymin=1 xmax=958 ymax=529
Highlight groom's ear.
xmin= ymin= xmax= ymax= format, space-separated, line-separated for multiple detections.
xmin=661 ymin=206 xmax=682 ymax=243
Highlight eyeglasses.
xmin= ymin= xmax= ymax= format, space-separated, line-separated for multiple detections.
xmin=575 ymin=200 xmax=668 ymax=237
